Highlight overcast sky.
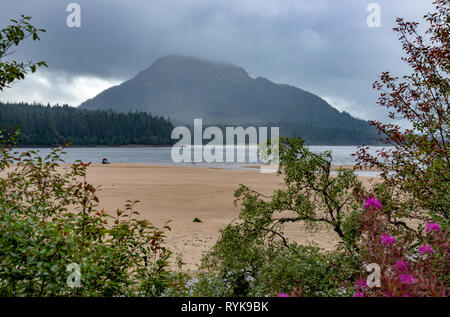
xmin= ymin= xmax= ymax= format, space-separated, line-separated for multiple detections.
xmin=0 ymin=0 xmax=434 ymax=122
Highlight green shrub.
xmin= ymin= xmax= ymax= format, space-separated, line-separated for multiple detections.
xmin=0 ymin=129 xmax=189 ymax=296
xmin=194 ymin=138 xmax=363 ymax=297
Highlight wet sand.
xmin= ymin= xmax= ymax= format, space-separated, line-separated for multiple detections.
xmin=80 ymin=163 xmax=381 ymax=270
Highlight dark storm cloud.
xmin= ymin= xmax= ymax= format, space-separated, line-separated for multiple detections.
xmin=0 ymin=0 xmax=434 ymax=121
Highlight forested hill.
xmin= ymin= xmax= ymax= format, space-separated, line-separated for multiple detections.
xmin=0 ymin=102 xmax=174 ymax=146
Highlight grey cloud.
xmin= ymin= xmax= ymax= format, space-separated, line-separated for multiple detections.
xmin=0 ymin=0 xmax=435 ymax=121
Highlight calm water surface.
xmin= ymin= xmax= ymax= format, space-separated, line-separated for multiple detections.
xmin=12 ymin=145 xmax=389 ymax=176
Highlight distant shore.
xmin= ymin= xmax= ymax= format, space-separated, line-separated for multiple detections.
xmin=14 ymin=144 xmax=173 ymax=149
xmin=15 ymin=143 xmax=384 ymax=149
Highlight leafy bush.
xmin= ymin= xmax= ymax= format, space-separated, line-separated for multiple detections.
xmin=349 ymin=0 xmax=449 ymax=297
xmin=355 ymin=0 xmax=449 ymax=228
xmin=0 ymin=15 xmax=191 ymax=297
xmin=194 ymin=138 xmax=363 ymax=297
xmin=0 ymin=15 xmax=47 ymax=90
xmin=354 ymin=197 xmax=449 ymax=297
xmin=0 ymin=129 xmax=188 ymax=296
xmin=195 ymin=240 xmax=359 ymax=297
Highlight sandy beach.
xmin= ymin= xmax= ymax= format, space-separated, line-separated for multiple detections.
xmin=74 ymin=163 xmax=381 ymax=270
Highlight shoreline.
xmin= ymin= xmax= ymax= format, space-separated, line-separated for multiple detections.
xmin=14 ymin=143 xmax=385 ymax=149
xmin=14 ymin=144 xmax=173 ymax=149
xmin=57 ymin=162 xmax=383 ymax=173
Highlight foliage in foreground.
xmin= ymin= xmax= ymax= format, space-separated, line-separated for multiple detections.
xmin=355 ymin=198 xmax=449 ymax=297
xmin=355 ymin=0 xmax=449 ymax=228
xmin=194 ymin=138 xmax=363 ymax=297
xmin=349 ymin=0 xmax=450 ymax=296
xmin=0 ymin=15 xmax=47 ymax=90
xmin=0 ymin=129 xmax=188 ymax=296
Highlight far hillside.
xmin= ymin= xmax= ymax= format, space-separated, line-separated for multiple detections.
xmin=0 ymin=102 xmax=174 ymax=146
xmin=80 ymin=55 xmax=381 ymax=145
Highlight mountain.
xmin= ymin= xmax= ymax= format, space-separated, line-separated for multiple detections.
xmin=79 ymin=55 xmax=378 ymax=144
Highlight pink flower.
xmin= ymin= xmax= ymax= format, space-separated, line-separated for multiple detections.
xmin=381 ymin=234 xmax=396 ymax=246
xmin=393 ymin=260 xmax=409 ymax=271
xmin=278 ymin=293 xmax=289 ymax=297
xmin=398 ymin=274 xmax=417 ymax=285
xmin=418 ymin=245 xmax=434 ymax=254
xmin=356 ymin=277 xmax=368 ymax=288
xmin=426 ymin=223 xmax=441 ymax=233
xmin=364 ymin=197 xmax=383 ymax=210
xmin=353 ymin=292 xmax=364 ymax=297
